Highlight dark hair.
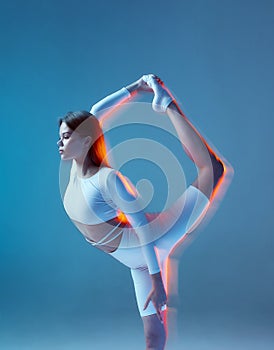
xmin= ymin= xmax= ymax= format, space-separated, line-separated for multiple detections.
xmin=59 ymin=111 xmax=110 ymax=169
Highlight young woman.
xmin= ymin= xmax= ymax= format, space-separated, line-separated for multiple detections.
xmin=57 ymin=74 xmax=229 ymax=350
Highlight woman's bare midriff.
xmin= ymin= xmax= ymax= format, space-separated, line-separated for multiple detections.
xmin=71 ymin=217 xmax=129 ymax=253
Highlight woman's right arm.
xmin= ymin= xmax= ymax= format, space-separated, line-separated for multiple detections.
xmin=90 ymin=77 xmax=152 ymax=122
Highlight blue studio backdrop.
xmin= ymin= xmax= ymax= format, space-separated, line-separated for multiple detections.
xmin=1 ymin=0 xmax=274 ymax=349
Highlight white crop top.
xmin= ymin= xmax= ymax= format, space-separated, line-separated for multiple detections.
xmin=64 ymin=164 xmax=120 ymax=225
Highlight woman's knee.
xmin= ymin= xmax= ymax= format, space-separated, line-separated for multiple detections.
xmin=145 ymin=329 xmax=166 ymax=350
xmin=211 ymin=156 xmax=225 ymax=188
xmin=143 ymin=313 xmax=167 ymax=349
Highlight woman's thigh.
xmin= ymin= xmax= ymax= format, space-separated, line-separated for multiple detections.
xmin=130 ymin=266 xmax=168 ymax=317
xmin=146 ymin=185 xmax=210 ymax=262
xmin=110 ymin=185 xmax=209 ymax=271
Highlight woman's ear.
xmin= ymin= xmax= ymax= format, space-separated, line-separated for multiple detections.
xmin=83 ymin=135 xmax=92 ymax=148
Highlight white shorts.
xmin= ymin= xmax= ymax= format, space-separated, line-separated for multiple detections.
xmin=109 ymin=185 xmax=210 ymax=317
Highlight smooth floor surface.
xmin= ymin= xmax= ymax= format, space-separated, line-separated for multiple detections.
xmin=1 ymin=314 xmax=273 ymax=349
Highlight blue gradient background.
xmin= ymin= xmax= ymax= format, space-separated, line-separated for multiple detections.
xmin=1 ymin=0 xmax=274 ymax=349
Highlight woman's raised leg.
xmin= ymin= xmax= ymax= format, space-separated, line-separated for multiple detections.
xmin=166 ymin=101 xmax=225 ymax=199
xmin=142 ymin=73 xmax=226 ymax=199
xmin=139 ymin=75 xmax=231 ymax=349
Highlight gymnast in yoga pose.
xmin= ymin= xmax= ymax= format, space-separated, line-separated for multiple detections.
xmin=57 ymin=74 xmax=228 ymax=350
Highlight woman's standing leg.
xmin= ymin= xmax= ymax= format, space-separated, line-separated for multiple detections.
xmin=130 ymin=266 xmax=168 ymax=350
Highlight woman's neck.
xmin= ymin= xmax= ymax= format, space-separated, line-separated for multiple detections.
xmin=74 ymin=157 xmax=99 ymax=178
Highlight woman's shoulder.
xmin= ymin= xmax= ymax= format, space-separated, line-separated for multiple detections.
xmin=97 ymin=166 xmax=117 ymax=189
xmin=101 ymin=167 xmax=138 ymax=198
xmin=99 ymin=166 xmax=124 ymax=183
xmin=99 ymin=165 xmax=117 ymax=177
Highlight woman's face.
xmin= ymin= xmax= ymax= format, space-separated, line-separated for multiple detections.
xmin=57 ymin=122 xmax=91 ymax=161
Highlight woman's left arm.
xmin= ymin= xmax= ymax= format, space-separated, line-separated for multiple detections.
xmin=106 ymin=169 xmax=167 ymax=321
